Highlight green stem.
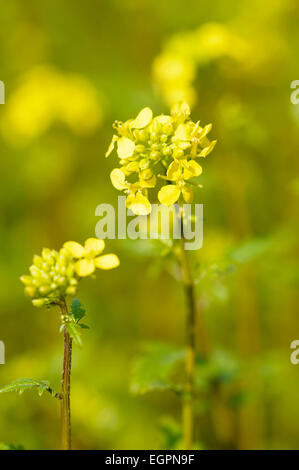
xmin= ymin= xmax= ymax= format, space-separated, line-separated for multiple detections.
xmin=60 ymin=300 xmax=72 ymax=450
xmin=180 ymin=210 xmax=196 ymax=450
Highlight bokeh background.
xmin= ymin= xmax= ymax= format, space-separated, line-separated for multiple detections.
xmin=1 ymin=0 xmax=299 ymax=449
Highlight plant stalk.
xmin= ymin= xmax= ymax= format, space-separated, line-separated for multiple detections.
xmin=60 ymin=301 xmax=72 ymax=450
xmin=179 ymin=210 xmax=196 ymax=450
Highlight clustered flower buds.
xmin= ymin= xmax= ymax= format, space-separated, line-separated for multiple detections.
xmin=20 ymin=238 xmax=119 ymax=307
xmin=106 ymin=101 xmax=216 ymax=214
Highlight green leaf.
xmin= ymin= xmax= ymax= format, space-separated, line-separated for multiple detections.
xmin=227 ymin=237 xmax=274 ymax=264
xmin=159 ymin=417 xmax=182 ymax=450
xmin=0 ymin=443 xmax=25 ymax=450
xmin=130 ymin=343 xmax=185 ymax=395
xmin=78 ymin=323 xmax=90 ymax=329
xmin=70 ymin=298 xmax=86 ymax=322
xmin=66 ymin=322 xmax=82 ymax=347
xmin=194 ymin=351 xmax=241 ymax=392
xmin=0 ymin=379 xmax=54 ymax=397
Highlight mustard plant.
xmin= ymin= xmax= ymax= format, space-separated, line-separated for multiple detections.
xmin=106 ymin=101 xmax=216 ymax=449
xmin=0 ymin=238 xmax=119 ymax=450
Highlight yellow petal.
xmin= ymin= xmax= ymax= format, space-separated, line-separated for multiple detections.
xmin=110 ymin=168 xmax=127 ymax=190
xmin=75 ymin=259 xmax=95 ymax=277
xmin=127 ymin=193 xmax=151 ymax=215
xmin=158 ymin=185 xmax=180 ymax=206
xmin=131 ymin=107 xmax=153 ymax=129
xmin=63 ymin=241 xmax=85 ymax=258
xmin=191 ymin=121 xmax=201 ymax=137
xmin=200 ymin=123 xmax=212 ymax=139
xmin=175 ymin=123 xmax=188 ymax=140
xmin=199 ymin=140 xmax=217 ymax=157
xmin=94 ymin=254 xmax=120 ymax=270
xmin=105 ymin=135 xmax=117 ymax=158
xmin=182 ymin=185 xmax=194 ymax=203
xmin=117 ymin=137 xmax=135 ymax=159
xmin=184 ymin=160 xmax=202 ymax=179
xmin=84 ymin=238 xmax=105 ymax=256
xmin=167 ymin=161 xmax=180 ymax=181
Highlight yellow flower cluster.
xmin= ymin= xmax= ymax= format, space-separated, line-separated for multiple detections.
xmin=106 ymin=101 xmax=216 ymax=213
xmin=20 ymin=239 xmax=119 ymax=307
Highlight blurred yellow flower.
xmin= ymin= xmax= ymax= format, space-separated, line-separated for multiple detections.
xmin=152 ymin=23 xmax=257 ymax=107
xmin=1 ymin=65 xmax=103 ymax=144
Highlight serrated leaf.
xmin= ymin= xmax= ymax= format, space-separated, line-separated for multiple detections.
xmin=130 ymin=343 xmax=185 ymax=395
xmin=70 ymin=298 xmax=86 ymax=322
xmin=0 ymin=379 xmax=53 ymax=397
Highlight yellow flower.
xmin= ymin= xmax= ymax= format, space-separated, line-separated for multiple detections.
xmin=110 ymin=168 xmax=152 ymax=215
xmin=158 ymin=160 xmax=202 ymax=206
xmin=106 ymin=101 xmax=216 ymax=210
xmin=105 ymin=107 xmax=153 ymax=159
xmin=63 ymin=238 xmax=119 ymax=277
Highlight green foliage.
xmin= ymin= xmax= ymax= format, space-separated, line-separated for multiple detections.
xmin=131 ymin=344 xmax=241 ymax=402
xmin=130 ymin=343 xmax=185 ymax=395
xmin=66 ymin=322 xmax=83 ymax=348
xmin=0 ymin=443 xmax=25 ymax=450
xmin=227 ymin=237 xmax=274 ymax=265
xmin=62 ymin=299 xmax=89 ymax=347
xmin=0 ymin=379 xmax=57 ymax=397
xmin=159 ymin=417 xmax=182 ymax=450
xmin=70 ymin=298 xmax=86 ymax=322
xmin=195 ymin=351 xmax=241 ymax=392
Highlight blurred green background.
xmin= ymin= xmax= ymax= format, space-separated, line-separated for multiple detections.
xmin=1 ymin=0 xmax=299 ymax=449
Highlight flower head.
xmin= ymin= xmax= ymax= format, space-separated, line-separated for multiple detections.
xmin=20 ymin=239 xmax=119 ymax=307
xmin=106 ymin=101 xmax=216 ymax=212
xmin=63 ymin=238 xmax=120 ymax=277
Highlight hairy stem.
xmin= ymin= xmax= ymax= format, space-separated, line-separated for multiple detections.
xmin=60 ymin=300 xmax=72 ymax=450
xmin=180 ymin=210 xmax=196 ymax=450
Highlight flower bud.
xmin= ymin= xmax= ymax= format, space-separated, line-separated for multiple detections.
xmin=126 ymin=161 xmax=139 ymax=172
xmin=39 ymin=285 xmax=51 ymax=295
xmin=150 ymin=151 xmax=160 ymax=161
xmin=32 ymin=298 xmax=46 ymax=308
xmin=57 ymin=276 xmax=66 ymax=286
xmin=136 ymin=130 xmax=147 ymax=142
xmin=162 ymin=147 xmax=171 ymax=157
xmin=150 ymin=132 xmax=159 ymax=142
xmin=151 ymin=143 xmax=160 ymax=151
xmin=33 ymin=255 xmax=43 ymax=269
xmin=135 ymin=144 xmax=146 ymax=153
xmin=29 ymin=266 xmax=41 ymax=278
xmin=20 ymin=275 xmax=33 ymax=286
xmin=66 ymin=286 xmax=77 ymax=296
xmin=139 ymin=159 xmax=149 ymax=170
xmin=141 ymin=169 xmax=153 ymax=180
xmin=24 ymin=286 xmax=36 ymax=298
xmin=162 ymin=122 xmax=173 ymax=135
xmin=173 ymin=148 xmax=184 ymax=159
